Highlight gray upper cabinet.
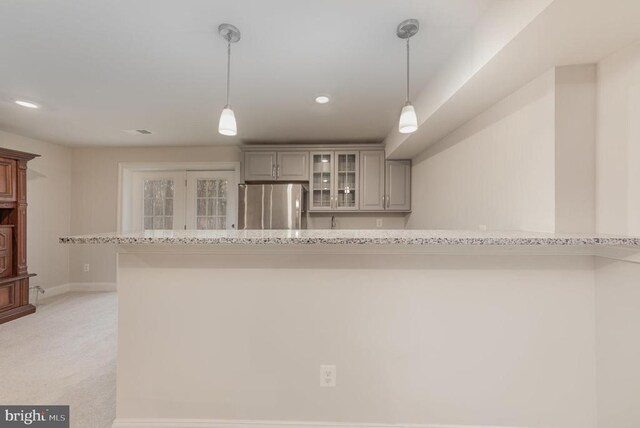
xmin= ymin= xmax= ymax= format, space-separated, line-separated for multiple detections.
xmin=309 ymin=152 xmax=334 ymax=211
xmin=244 ymin=151 xmax=308 ymax=182
xmin=334 ymin=151 xmax=359 ymax=210
xmin=244 ymin=147 xmax=411 ymax=212
xmin=309 ymin=151 xmax=359 ymax=211
xmin=385 ymin=160 xmax=411 ymax=211
xmin=276 ymin=151 xmax=308 ymax=181
xmin=244 ymin=151 xmax=277 ymax=181
xmin=359 ymin=151 xmax=385 ymax=211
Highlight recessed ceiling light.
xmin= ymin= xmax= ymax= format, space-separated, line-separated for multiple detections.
xmin=15 ymin=100 xmax=39 ymax=109
xmin=315 ymin=95 xmax=330 ymax=104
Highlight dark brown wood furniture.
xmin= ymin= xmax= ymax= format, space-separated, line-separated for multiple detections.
xmin=0 ymin=147 xmax=39 ymax=324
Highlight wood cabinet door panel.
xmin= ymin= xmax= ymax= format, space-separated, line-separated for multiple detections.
xmin=276 ymin=151 xmax=308 ymax=181
xmin=0 ymin=226 xmax=12 ymax=278
xmin=334 ymin=151 xmax=359 ymax=210
xmin=360 ymin=151 xmax=385 ymax=210
xmin=244 ymin=152 xmax=277 ymax=181
xmin=0 ymin=283 xmax=16 ymax=310
xmin=0 ymin=158 xmax=16 ymax=201
xmin=0 ymin=227 xmax=10 ymax=251
xmin=0 ymin=253 xmax=11 ymax=278
xmin=385 ymin=160 xmax=411 ymax=211
xmin=309 ymin=152 xmax=334 ymax=211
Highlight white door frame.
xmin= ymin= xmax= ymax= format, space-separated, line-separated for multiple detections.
xmin=118 ymin=161 xmax=241 ymax=232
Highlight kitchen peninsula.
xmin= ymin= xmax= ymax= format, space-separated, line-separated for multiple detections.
xmin=61 ymin=229 xmax=640 ymax=428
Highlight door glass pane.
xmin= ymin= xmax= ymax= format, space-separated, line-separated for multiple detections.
xmin=337 ymin=153 xmax=357 ymax=208
xmin=312 ymin=153 xmax=332 ymax=208
xmin=195 ymin=178 xmax=228 ymax=229
xmin=197 ymin=180 xmax=206 ymax=197
xmin=143 ymin=179 xmax=174 ymax=230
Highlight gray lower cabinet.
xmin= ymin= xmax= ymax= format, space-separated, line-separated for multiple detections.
xmin=385 ymin=160 xmax=411 ymax=211
xmin=244 ymin=151 xmax=308 ymax=181
xmin=359 ymin=151 xmax=385 ymax=210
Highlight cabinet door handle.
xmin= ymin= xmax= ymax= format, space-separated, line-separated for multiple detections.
xmin=386 ymin=195 xmax=390 ymax=209
xmin=272 ymin=164 xmax=276 ymax=178
xmin=276 ymin=165 xmax=280 ymax=178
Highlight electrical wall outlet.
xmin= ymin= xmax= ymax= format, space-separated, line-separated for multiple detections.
xmin=376 ymin=218 xmax=383 ymax=228
xmin=320 ymin=364 xmax=336 ymax=387
xmin=83 ymin=263 xmax=90 ymax=272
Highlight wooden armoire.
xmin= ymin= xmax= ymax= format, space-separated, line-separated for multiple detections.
xmin=0 ymin=147 xmax=39 ymax=324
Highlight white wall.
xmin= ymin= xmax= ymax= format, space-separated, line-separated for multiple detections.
xmin=70 ymin=146 xmax=410 ymax=283
xmin=407 ymin=64 xmax=597 ymax=233
xmin=69 ymin=145 xmax=242 ymax=283
xmin=0 ymin=130 xmax=71 ymax=291
xmin=596 ymin=41 xmax=640 ymax=235
xmin=555 ymin=65 xmax=596 ymax=233
xmin=117 ymin=252 xmax=597 ymax=428
xmin=407 ymin=69 xmax=556 ymax=231
xmin=595 ymin=258 xmax=640 ymax=428
xmin=307 ymin=212 xmax=407 ymax=230
xmin=593 ymin=40 xmax=640 ymax=428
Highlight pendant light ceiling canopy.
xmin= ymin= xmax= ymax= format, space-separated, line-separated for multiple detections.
xmin=218 ymin=23 xmax=241 ymax=137
xmin=397 ymin=19 xmax=419 ymax=134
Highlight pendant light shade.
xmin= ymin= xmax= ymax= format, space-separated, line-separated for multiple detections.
xmin=399 ymin=102 xmax=418 ymax=134
xmin=396 ymin=19 xmax=419 ymax=134
xmin=218 ymin=24 xmax=241 ymax=137
xmin=218 ymin=106 xmax=237 ymax=136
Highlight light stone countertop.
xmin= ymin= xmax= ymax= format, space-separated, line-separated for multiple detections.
xmin=59 ymin=229 xmax=640 ymax=247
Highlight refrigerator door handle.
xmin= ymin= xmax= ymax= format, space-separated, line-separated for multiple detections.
xmin=294 ymin=196 xmax=300 ymax=229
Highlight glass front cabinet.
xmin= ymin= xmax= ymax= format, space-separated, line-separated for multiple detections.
xmin=310 ymin=151 xmax=359 ymax=211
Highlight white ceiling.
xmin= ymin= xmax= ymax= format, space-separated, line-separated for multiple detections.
xmin=385 ymin=0 xmax=640 ymax=159
xmin=0 ymin=0 xmax=495 ymax=147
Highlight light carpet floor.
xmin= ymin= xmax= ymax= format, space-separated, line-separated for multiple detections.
xmin=0 ymin=292 xmax=117 ymax=428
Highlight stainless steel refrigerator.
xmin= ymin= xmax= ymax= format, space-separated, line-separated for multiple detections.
xmin=238 ymin=184 xmax=308 ymax=229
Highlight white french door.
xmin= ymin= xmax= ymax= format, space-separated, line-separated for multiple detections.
xmin=131 ymin=171 xmax=186 ymax=231
xmin=130 ymin=170 xmax=237 ymax=231
xmin=185 ymin=171 xmax=237 ymax=230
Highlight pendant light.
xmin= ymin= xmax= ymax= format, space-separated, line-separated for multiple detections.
xmin=396 ymin=19 xmax=419 ymax=134
xmin=218 ymin=23 xmax=241 ymax=136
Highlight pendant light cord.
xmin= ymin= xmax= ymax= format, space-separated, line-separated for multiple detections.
xmin=406 ymin=38 xmax=410 ymax=103
xmin=226 ymin=37 xmax=231 ymax=107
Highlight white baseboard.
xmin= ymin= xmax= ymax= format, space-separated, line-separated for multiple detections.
xmin=112 ymin=419 xmax=533 ymax=428
xmin=39 ymin=282 xmax=117 ymax=299
xmin=40 ymin=283 xmax=71 ymax=299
